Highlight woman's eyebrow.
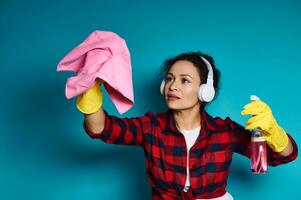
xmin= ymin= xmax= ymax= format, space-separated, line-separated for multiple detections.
xmin=167 ymin=73 xmax=192 ymax=79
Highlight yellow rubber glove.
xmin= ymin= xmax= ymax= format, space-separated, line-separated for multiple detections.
xmin=241 ymin=99 xmax=289 ymax=152
xmin=76 ymin=79 xmax=103 ymax=114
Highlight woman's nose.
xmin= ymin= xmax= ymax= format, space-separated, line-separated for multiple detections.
xmin=169 ymin=80 xmax=179 ymax=91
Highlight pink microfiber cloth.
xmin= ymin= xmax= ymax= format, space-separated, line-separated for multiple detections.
xmin=57 ymin=30 xmax=134 ymax=114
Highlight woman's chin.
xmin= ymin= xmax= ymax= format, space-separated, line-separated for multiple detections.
xmin=166 ymin=102 xmax=182 ymax=110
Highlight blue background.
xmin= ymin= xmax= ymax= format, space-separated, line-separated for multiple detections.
xmin=1 ymin=0 xmax=300 ymax=199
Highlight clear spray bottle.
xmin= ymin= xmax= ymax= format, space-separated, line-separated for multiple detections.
xmin=249 ymin=95 xmax=268 ymax=174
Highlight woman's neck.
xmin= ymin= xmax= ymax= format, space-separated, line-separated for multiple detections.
xmin=173 ymin=105 xmax=201 ymax=131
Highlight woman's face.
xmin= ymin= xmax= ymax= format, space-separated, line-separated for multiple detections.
xmin=164 ymin=60 xmax=202 ymax=110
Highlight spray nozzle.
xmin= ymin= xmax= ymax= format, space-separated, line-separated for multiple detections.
xmin=250 ymin=95 xmax=260 ymax=101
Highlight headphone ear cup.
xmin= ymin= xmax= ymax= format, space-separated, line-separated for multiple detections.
xmin=198 ymin=84 xmax=215 ymax=102
xmin=160 ymin=79 xmax=165 ymax=95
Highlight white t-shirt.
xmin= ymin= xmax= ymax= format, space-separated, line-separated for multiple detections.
xmin=180 ymin=126 xmax=201 ymax=191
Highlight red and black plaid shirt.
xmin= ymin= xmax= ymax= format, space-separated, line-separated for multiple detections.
xmin=83 ymin=109 xmax=298 ymax=200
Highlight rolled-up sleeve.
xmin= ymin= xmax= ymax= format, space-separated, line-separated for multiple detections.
xmin=83 ymin=110 xmax=153 ymax=146
xmin=266 ymin=134 xmax=298 ymax=166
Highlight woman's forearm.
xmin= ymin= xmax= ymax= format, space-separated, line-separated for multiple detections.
xmin=278 ymin=135 xmax=293 ymax=157
xmin=84 ymin=107 xmax=106 ymax=134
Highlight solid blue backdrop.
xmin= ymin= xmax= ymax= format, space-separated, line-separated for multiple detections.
xmin=1 ymin=0 xmax=300 ymax=199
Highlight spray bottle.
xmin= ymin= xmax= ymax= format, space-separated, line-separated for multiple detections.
xmin=249 ymin=95 xmax=268 ymax=174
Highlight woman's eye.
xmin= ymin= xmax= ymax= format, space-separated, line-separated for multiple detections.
xmin=165 ymin=77 xmax=172 ymax=82
xmin=182 ymin=79 xmax=189 ymax=84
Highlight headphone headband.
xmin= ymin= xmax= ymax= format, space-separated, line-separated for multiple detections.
xmin=200 ymin=56 xmax=214 ymax=83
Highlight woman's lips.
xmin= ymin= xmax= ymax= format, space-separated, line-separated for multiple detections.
xmin=167 ymin=94 xmax=180 ymax=101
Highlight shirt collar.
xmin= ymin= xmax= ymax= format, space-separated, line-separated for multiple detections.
xmin=165 ymin=109 xmax=219 ymax=138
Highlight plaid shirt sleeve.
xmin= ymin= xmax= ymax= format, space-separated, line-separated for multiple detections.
xmin=226 ymin=117 xmax=298 ymax=166
xmin=83 ymin=110 xmax=153 ymax=146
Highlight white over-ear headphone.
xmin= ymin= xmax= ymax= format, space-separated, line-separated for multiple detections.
xmin=160 ymin=56 xmax=215 ymax=102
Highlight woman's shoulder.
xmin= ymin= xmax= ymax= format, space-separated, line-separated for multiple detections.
xmin=205 ymin=111 xmax=232 ymax=123
xmin=205 ymin=111 xmax=241 ymax=131
xmin=144 ymin=110 xmax=169 ymax=120
xmin=141 ymin=110 xmax=171 ymax=128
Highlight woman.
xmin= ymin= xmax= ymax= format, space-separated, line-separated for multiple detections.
xmin=77 ymin=51 xmax=298 ymax=200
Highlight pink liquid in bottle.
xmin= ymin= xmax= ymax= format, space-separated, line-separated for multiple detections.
xmin=250 ymin=129 xmax=267 ymax=174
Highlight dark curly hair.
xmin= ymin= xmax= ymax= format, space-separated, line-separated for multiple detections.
xmin=160 ymin=51 xmax=221 ymax=107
